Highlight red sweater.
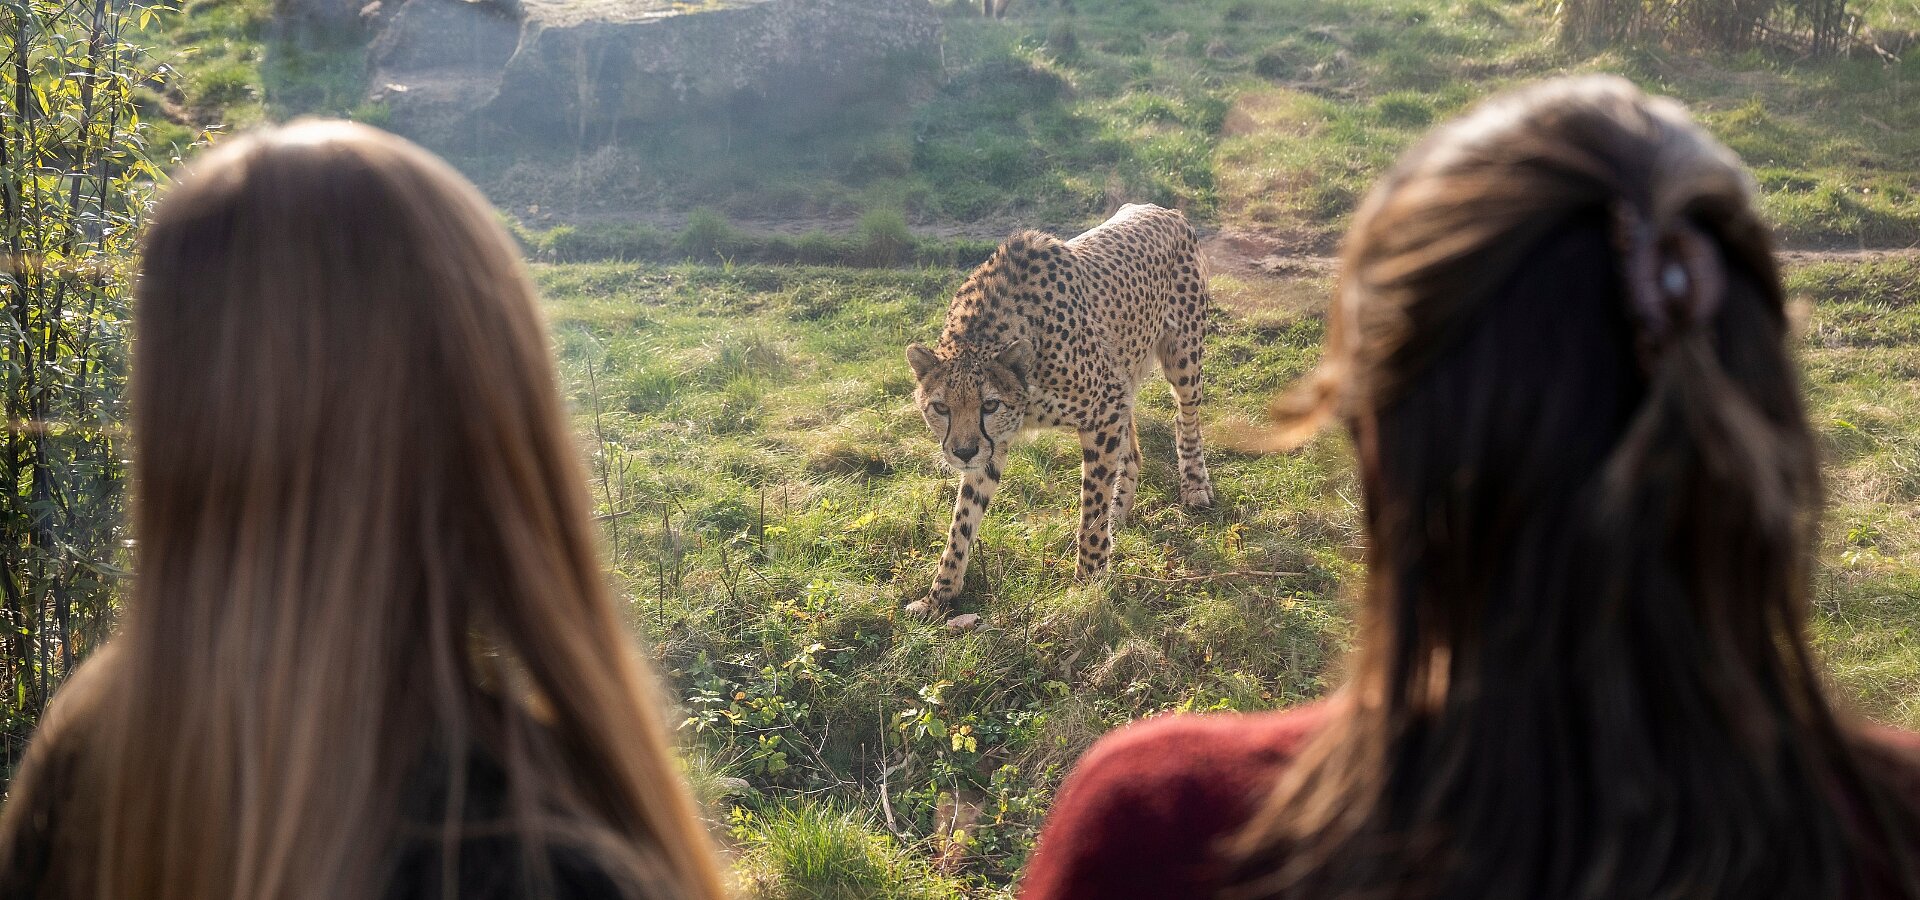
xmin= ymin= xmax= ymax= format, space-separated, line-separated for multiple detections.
xmin=1019 ymin=703 xmax=1331 ymax=900
xmin=1019 ymin=703 xmax=1920 ymax=900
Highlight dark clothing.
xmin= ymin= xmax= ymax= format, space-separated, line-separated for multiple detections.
xmin=385 ymin=746 xmax=630 ymax=900
xmin=1018 ymin=702 xmax=1920 ymax=900
xmin=0 ymin=729 xmax=627 ymax=900
xmin=0 ymin=718 xmax=97 ymax=900
xmin=386 ymin=838 xmax=626 ymax=900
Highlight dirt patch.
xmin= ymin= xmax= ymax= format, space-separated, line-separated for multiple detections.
xmin=1194 ymin=229 xmax=1920 ymax=325
xmin=1200 ymin=225 xmax=1337 ymax=277
xmin=1780 ymin=248 xmax=1920 ymax=265
xmin=1202 ymin=226 xmax=1917 ymax=279
xmin=533 ymin=207 xmax=1052 ymax=243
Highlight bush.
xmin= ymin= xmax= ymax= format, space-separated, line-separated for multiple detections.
xmin=677 ymin=207 xmax=738 ymax=260
xmin=196 ymin=60 xmax=258 ymax=108
xmin=1253 ymin=49 xmax=1293 ymax=80
xmin=1558 ymin=0 xmax=1852 ymax=54
xmin=1046 ymin=17 xmax=1080 ymax=59
xmin=856 ymin=208 xmax=915 ymax=267
xmin=3 ymin=0 xmax=156 ymax=779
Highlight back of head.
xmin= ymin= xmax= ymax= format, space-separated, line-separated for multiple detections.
xmin=1227 ymin=77 xmax=1919 ymax=900
xmin=32 ymin=122 xmax=723 ymax=900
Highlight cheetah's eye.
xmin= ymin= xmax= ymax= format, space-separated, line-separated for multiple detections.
xmin=930 ymin=402 xmax=950 ymax=416
xmin=981 ymin=399 xmax=1002 ymax=415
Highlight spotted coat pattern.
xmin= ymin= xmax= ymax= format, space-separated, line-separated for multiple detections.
xmin=904 ymin=204 xmax=1214 ymax=614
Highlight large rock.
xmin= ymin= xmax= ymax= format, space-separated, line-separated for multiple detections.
xmin=368 ymin=0 xmax=941 ymax=146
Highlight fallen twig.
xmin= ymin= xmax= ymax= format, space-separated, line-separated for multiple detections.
xmin=877 ymin=704 xmax=909 ymax=838
xmin=1115 ymin=569 xmax=1304 ymax=585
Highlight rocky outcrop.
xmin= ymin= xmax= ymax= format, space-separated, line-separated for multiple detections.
xmin=367 ymin=0 xmax=941 ymax=147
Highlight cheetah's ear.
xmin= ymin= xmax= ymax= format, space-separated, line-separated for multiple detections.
xmin=906 ymin=343 xmax=939 ymax=379
xmin=997 ymin=339 xmax=1035 ymax=384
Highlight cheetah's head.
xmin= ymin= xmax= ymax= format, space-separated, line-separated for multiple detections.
xmin=906 ymin=339 xmax=1035 ymax=474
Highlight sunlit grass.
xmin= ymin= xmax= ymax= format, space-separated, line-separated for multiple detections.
xmin=536 ymin=256 xmax=1920 ymax=893
xmin=139 ymin=0 xmax=1920 ymax=249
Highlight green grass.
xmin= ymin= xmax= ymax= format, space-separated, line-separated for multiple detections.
xmin=1792 ymin=259 xmax=1920 ymax=723
xmin=141 ymin=0 xmax=1920 ymax=248
xmin=729 ymin=805 xmax=967 ymax=900
xmin=1210 ymin=1 xmax=1920 ymax=249
xmin=136 ymin=0 xmax=379 ymax=158
xmin=536 ymin=256 xmax=1920 ymax=894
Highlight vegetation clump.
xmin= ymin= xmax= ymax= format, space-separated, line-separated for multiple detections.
xmin=2 ymin=0 xmax=158 ymax=774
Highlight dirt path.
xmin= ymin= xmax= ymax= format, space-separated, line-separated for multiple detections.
xmin=1195 ymin=225 xmax=1920 ymax=322
xmin=544 ymin=207 xmax=1054 ymax=243
xmin=1199 ymin=225 xmax=1920 ymax=280
xmin=539 ymin=209 xmax=1913 ymax=274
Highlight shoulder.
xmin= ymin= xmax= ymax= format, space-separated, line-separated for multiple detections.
xmin=1858 ymin=724 xmax=1920 ymax=804
xmin=0 ymin=650 xmax=119 ymax=899
xmin=1018 ymin=702 xmax=1333 ymax=900
xmin=996 ymin=230 xmax=1069 ymax=272
xmin=1067 ymin=701 xmax=1328 ymax=799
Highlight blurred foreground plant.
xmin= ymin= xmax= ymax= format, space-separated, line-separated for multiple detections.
xmin=2 ymin=0 xmax=167 ymax=780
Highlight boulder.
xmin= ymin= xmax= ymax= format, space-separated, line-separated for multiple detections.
xmin=368 ymin=0 xmax=941 ymax=147
xmin=366 ymin=0 xmax=521 ymax=144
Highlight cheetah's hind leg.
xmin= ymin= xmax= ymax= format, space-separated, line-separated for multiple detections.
xmin=1156 ymin=331 xmax=1215 ymax=509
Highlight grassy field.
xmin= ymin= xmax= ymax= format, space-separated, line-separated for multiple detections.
xmin=140 ymin=0 xmax=1920 ymax=250
xmin=532 ymin=255 xmax=1920 ymax=896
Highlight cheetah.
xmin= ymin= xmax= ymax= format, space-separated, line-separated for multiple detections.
xmin=904 ymin=203 xmax=1215 ymax=616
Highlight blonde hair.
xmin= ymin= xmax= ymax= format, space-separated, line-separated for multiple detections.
xmin=0 ymin=121 xmax=728 ymax=900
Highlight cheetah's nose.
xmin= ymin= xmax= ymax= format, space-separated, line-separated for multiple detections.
xmin=952 ymin=444 xmax=979 ymax=462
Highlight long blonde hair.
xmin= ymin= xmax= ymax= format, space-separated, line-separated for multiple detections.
xmin=0 ymin=121 xmax=728 ymax=900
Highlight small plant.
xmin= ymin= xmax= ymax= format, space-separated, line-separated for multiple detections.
xmin=1253 ymin=49 xmax=1293 ymax=80
xmin=856 ymin=207 xmax=915 ymax=267
xmin=677 ymin=207 xmax=737 ymax=260
xmin=1373 ymin=93 xmax=1434 ymax=127
xmin=349 ymin=100 xmax=392 ymax=127
xmin=196 ymin=60 xmax=257 ymax=107
xmin=730 ymin=804 xmax=964 ymax=900
xmin=1046 ymin=16 xmax=1079 ymax=59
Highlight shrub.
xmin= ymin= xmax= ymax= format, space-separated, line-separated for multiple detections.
xmin=1253 ymin=49 xmax=1293 ymax=80
xmin=677 ymin=207 xmax=738 ymax=260
xmin=1046 ymin=17 xmax=1079 ymax=59
xmin=3 ymin=0 xmax=157 ymax=778
xmin=196 ymin=60 xmax=259 ymax=107
xmin=857 ymin=208 xmax=916 ymax=267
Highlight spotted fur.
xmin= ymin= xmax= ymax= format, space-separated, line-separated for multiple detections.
xmin=904 ymin=203 xmax=1214 ymax=615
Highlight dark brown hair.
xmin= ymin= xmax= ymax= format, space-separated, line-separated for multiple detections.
xmin=0 ymin=121 xmax=728 ymax=900
xmin=1226 ymin=76 xmax=1920 ymax=900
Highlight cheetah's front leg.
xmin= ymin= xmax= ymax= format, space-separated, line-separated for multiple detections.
xmin=1075 ymin=425 xmax=1122 ymax=579
xmin=1110 ymin=413 xmax=1141 ymax=528
xmin=909 ymin=461 xmax=1002 ymax=616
